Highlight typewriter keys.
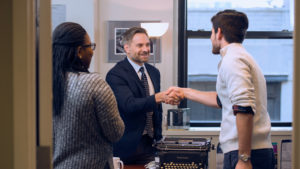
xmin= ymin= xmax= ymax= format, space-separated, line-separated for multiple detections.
xmin=159 ymin=162 xmax=204 ymax=169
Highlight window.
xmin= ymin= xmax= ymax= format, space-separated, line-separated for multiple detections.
xmin=178 ymin=0 xmax=293 ymax=126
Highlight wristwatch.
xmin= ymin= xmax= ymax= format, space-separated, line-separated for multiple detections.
xmin=239 ymin=154 xmax=251 ymax=162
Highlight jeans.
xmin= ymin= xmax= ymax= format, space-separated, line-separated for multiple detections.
xmin=223 ymin=148 xmax=275 ymax=169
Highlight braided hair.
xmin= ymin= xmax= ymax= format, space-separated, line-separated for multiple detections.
xmin=52 ymin=22 xmax=88 ymax=115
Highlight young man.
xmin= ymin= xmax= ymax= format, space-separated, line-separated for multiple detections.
xmin=106 ymin=27 xmax=179 ymax=164
xmin=167 ymin=10 xmax=275 ymax=169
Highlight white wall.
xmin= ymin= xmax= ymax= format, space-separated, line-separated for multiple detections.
xmin=51 ymin=0 xmax=96 ymax=71
xmin=51 ymin=0 xmax=94 ymax=39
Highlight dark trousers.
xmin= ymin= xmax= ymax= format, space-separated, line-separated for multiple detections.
xmin=122 ymin=135 xmax=156 ymax=165
xmin=223 ymin=148 xmax=275 ymax=169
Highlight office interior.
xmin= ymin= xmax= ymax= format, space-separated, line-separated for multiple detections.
xmin=1 ymin=0 xmax=300 ymax=168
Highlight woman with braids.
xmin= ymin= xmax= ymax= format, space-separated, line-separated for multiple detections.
xmin=52 ymin=22 xmax=124 ymax=169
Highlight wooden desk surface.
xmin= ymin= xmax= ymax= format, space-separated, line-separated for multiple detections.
xmin=124 ymin=165 xmax=145 ymax=169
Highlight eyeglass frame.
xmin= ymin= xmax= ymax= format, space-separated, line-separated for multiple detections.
xmin=82 ymin=43 xmax=96 ymax=50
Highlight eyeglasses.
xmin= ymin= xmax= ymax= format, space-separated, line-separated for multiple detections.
xmin=82 ymin=43 xmax=96 ymax=50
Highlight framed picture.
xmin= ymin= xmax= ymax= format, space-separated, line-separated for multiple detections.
xmin=108 ymin=21 xmax=161 ymax=63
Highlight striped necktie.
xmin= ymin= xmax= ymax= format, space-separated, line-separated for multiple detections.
xmin=139 ymin=67 xmax=154 ymax=138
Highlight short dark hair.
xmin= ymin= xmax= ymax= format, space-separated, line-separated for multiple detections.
xmin=121 ymin=27 xmax=149 ymax=46
xmin=211 ymin=9 xmax=248 ymax=43
xmin=52 ymin=22 xmax=87 ymax=115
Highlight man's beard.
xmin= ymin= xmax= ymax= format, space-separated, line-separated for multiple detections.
xmin=132 ymin=51 xmax=150 ymax=64
xmin=212 ymin=44 xmax=220 ymax=54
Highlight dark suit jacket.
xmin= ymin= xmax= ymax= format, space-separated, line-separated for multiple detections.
xmin=106 ymin=58 xmax=162 ymax=159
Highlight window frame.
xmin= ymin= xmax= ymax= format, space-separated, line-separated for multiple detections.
xmin=177 ymin=0 xmax=293 ymax=127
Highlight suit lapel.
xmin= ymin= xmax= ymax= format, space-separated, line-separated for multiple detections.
xmin=121 ymin=58 xmax=145 ymax=95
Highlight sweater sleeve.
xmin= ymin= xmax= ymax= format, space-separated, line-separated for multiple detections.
xmin=221 ymin=57 xmax=257 ymax=114
xmin=92 ymin=76 xmax=125 ymax=142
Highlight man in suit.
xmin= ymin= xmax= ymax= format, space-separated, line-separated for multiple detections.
xmin=106 ymin=27 xmax=178 ymax=164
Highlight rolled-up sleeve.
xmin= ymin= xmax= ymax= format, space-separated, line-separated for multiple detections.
xmin=220 ymin=57 xmax=256 ymax=114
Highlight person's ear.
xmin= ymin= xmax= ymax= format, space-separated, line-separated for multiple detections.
xmin=124 ymin=44 xmax=129 ymax=53
xmin=77 ymin=46 xmax=83 ymax=59
xmin=216 ymin=27 xmax=223 ymax=40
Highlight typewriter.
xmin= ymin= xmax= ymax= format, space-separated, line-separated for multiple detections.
xmin=155 ymin=137 xmax=213 ymax=169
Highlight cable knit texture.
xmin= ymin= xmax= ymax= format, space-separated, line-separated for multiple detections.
xmin=53 ymin=72 xmax=125 ymax=169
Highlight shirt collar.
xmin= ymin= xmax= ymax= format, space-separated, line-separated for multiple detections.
xmin=127 ymin=57 xmax=145 ymax=73
xmin=220 ymin=43 xmax=242 ymax=57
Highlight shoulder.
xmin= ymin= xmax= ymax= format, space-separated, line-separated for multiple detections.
xmin=226 ymin=44 xmax=252 ymax=61
xmin=107 ymin=59 xmax=127 ymax=75
xmin=78 ymin=72 xmax=104 ymax=82
xmin=222 ymin=46 xmax=252 ymax=69
xmin=81 ymin=73 xmax=114 ymax=95
xmin=69 ymin=72 xmax=107 ymax=89
xmin=145 ymin=63 xmax=160 ymax=74
xmin=66 ymin=72 xmax=110 ymax=96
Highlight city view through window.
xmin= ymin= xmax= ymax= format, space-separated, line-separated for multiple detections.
xmin=186 ymin=0 xmax=293 ymax=124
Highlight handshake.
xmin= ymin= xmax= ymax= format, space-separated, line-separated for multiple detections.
xmin=155 ymin=87 xmax=185 ymax=105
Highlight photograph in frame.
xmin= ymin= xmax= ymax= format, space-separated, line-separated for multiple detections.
xmin=108 ymin=21 xmax=161 ymax=63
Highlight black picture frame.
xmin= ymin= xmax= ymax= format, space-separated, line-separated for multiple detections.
xmin=107 ymin=21 xmax=161 ymax=63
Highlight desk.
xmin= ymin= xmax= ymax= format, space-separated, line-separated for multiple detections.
xmin=124 ymin=165 xmax=145 ymax=169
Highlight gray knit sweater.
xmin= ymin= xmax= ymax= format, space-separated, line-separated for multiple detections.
xmin=53 ymin=72 xmax=125 ymax=169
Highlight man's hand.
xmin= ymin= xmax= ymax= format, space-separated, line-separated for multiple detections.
xmin=154 ymin=87 xmax=185 ymax=105
xmin=235 ymin=160 xmax=252 ymax=169
xmin=155 ymin=91 xmax=168 ymax=104
xmin=164 ymin=87 xmax=185 ymax=105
